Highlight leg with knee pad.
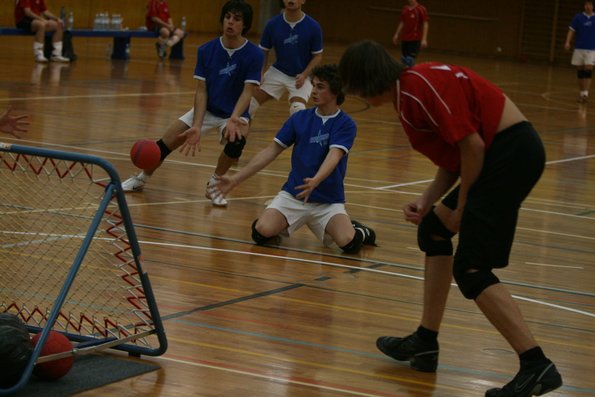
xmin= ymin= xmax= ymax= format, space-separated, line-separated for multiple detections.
xmin=224 ymin=136 xmax=246 ymax=159
xmin=453 ymin=262 xmax=501 ymax=299
xmin=341 ymin=228 xmax=364 ymax=254
xmin=251 ymin=219 xmax=279 ymax=245
xmin=417 ymin=210 xmax=456 ymax=256
xmin=289 ymin=101 xmax=306 ymax=115
xmin=156 ymin=139 xmax=172 ymax=161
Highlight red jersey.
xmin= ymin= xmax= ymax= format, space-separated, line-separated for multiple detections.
xmin=14 ymin=0 xmax=47 ymax=24
xmin=396 ymin=63 xmax=505 ymax=172
xmin=146 ymin=0 xmax=171 ymax=31
xmin=400 ymin=4 xmax=429 ymax=41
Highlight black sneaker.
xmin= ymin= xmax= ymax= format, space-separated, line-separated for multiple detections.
xmin=376 ymin=334 xmax=438 ymax=372
xmin=485 ymin=359 xmax=562 ymax=397
xmin=351 ymin=220 xmax=377 ymax=246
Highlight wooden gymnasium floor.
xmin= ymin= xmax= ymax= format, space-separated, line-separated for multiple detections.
xmin=1 ymin=34 xmax=593 ymax=397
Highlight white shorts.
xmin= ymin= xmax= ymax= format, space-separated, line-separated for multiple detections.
xmin=260 ymin=66 xmax=313 ymax=102
xmin=267 ymin=191 xmax=347 ymax=247
xmin=571 ymin=49 xmax=595 ymax=66
xmin=179 ymin=109 xmax=249 ymax=144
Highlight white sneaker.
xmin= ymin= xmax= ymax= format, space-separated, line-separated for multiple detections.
xmin=35 ymin=53 xmax=49 ymax=63
xmin=206 ymin=176 xmax=228 ymax=207
xmin=50 ymin=55 xmax=70 ymax=63
xmin=121 ymin=173 xmax=147 ymax=192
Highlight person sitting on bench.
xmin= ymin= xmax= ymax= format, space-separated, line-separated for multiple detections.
xmin=14 ymin=0 xmax=70 ymax=63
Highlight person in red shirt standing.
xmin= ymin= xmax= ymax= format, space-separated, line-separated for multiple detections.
xmin=392 ymin=0 xmax=429 ymax=66
xmin=146 ymin=0 xmax=185 ymax=60
xmin=14 ymin=0 xmax=70 ymax=63
xmin=339 ymin=40 xmax=563 ymax=397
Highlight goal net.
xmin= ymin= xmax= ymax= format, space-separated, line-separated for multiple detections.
xmin=0 ymin=142 xmax=167 ymax=394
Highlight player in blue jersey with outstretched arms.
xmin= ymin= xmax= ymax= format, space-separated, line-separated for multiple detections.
xmin=249 ymin=0 xmax=323 ymax=117
xmin=211 ymin=64 xmax=376 ymax=254
xmin=122 ymin=0 xmax=263 ymax=207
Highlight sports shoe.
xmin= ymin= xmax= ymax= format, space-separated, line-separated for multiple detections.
xmin=50 ymin=55 xmax=70 ymax=63
xmin=485 ymin=359 xmax=562 ymax=397
xmin=35 ymin=53 xmax=49 ymax=63
xmin=155 ymin=42 xmax=167 ymax=60
xmin=376 ymin=333 xmax=439 ymax=372
xmin=206 ymin=176 xmax=228 ymax=207
xmin=352 ymin=220 xmax=376 ymax=246
xmin=121 ymin=173 xmax=147 ymax=192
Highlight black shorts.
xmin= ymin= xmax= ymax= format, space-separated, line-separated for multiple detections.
xmin=401 ymin=41 xmax=421 ymax=58
xmin=16 ymin=18 xmax=34 ymax=33
xmin=441 ymin=122 xmax=546 ymax=269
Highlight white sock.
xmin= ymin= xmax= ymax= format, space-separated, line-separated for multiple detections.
xmin=33 ymin=41 xmax=44 ymax=56
xmin=208 ymin=174 xmax=220 ymax=186
xmin=52 ymin=42 xmax=63 ymax=57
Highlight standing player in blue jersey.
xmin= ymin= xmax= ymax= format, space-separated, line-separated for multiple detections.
xmin=564 ymin=0 xmax=595 ymax=103
xmin=122 ymin=0 xmax=264 ymax=207
xmin=249 ymin=0 xmax=323 ymax=117
xmin=211 ymin=64 xmax=376 ymax=254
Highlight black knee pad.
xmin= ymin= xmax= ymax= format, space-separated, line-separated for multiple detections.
xmin=224 ymin=137 xmax=246 ymax=159
xmin=453 ymin=264 xmax=500 ymax=300
xmin=251 ymin=219 xmax=275 ymax=245
xmin=586 ymin=69 xmax=593 ymax=79
xmin=156 ymin=139 xmax=172 ymax=161
xmin=341 ymin=228 xmax=364 ymax=254
xmin=417 ymin=210 xmax=456 ymax=256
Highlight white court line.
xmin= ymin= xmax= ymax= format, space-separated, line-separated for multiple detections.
xmin=156 ymin=356 xmax=390 ymax=397
xmin=546 ymin=153 xmax=595 ymax=164
xmin=373 ymin=179 xmax=434 ymax=190
xmin=525 ymin=262 xmax=584 ymax=270
xmin=0 ymin=91 xmax=196 ymax=102
xmin=139 ymin=239 xmax=595 ymax=318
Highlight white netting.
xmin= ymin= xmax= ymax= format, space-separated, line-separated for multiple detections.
xmin=0 ymin=152 xmax=161 ymax=351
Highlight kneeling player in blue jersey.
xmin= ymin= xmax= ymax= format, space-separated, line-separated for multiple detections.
xmin=211 ymin=64 xmax=376 ymax=254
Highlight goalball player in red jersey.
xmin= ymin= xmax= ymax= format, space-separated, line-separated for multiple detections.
xmin=339 ymin=40 xmax=562 ymax=397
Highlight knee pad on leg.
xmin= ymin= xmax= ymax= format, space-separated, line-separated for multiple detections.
xmin=341 ymin=228 xmax=364 ymax=254
xmin=289 ymin=101 xmax=306 ymax=115
xmin=453 ymin=263 xmax=500 ymax=300
xmin=585 ymin=69 xmax=593 ymax=79
xmin=417 ymin=210 xmax=456 ymax=256
xmin=156 ymin=139 xmax=172 ymax=161
xmin=252 ymin=219 xmax=270 ymax=245
xmin=224 ymin=136 xmax=246 ymax=159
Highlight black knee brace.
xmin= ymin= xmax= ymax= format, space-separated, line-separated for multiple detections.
xmin=578 ymin=69 xmax=593 ymax=79
xmin=156 ymin=139 xmax=172 ymax=161
xmin=453 ymin=264 xmax=501 ymax=300
xmin=417 ymin=210 xmax=456 ymax=256
xmin=341 ymin=228 xmax=364 ymax=254
xmin=251 ymin=219 xmax=275 ymax=245
xmin=224 ymin=137 xmax=246 ymax=159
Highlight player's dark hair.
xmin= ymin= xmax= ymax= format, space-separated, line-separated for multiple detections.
xmin=311 ymin=64 xmax=346 ymax=105
xmin=220 ymin=0 xmax=253 ymax=35
xmin=338 ymin=40 xmax=405 ymax=98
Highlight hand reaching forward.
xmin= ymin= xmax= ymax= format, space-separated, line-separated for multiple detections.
xmin=0 ymin=106 xmax=30 ymax=138
xmin=178 ymin=126 xmax=201 ymax=156
xmin=295 ymin=177 xmax=320 ymax=203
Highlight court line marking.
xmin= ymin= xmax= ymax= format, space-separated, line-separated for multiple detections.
xmin=525 ymin=261 xmax=584 ymax=269
xmin=156 ymin=355 xmax=412 ymax=397
xmin=139 ymin=239 xmax=595 ymax=318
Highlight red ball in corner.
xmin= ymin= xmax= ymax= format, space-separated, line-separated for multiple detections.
xmin=31 ymin=331 xmax=74 ymax=381
xmin=130 ymin=139 xmax=161 ymax=170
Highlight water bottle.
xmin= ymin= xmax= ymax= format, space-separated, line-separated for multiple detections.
xmin=181 ymin=16 xmax=187 ymax=32
xmin=67 ymin=12 xmax=74 ymax=31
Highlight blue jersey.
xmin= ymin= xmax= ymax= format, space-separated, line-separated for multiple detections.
xmin=274 ymin=108 xmax=356 ymax=204
xmin=194 ymin=37 xmax=263 ymax=118
xmin=260 ymin=13 xmax=323 ymax=77
xmin=570 ymin=12 xmax=595 ymax=50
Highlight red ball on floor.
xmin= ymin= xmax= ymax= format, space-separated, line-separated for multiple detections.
xmin=31 ymin=331 xmax=74 ymax=381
